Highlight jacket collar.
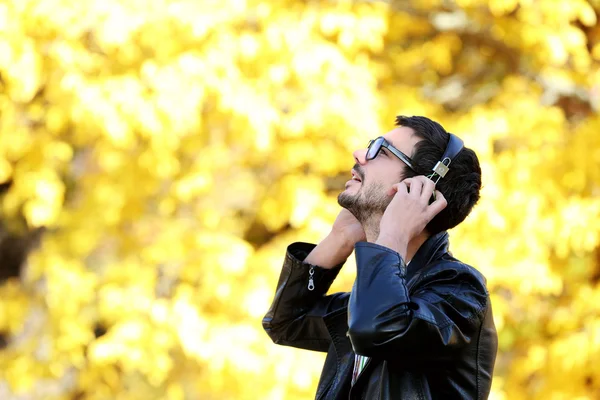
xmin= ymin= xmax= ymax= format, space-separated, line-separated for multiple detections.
xmin=406 ymin=231 xmax=449 ymax=280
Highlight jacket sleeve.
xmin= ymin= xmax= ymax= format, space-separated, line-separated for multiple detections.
xmin=347 ymin=242 xmax=488 ymax=362
xmin=262 ymin=242 xmax=349 ymax=352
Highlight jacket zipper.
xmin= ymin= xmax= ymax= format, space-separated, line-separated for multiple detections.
xmin=308 ymin=265 xmax=315 ymax=291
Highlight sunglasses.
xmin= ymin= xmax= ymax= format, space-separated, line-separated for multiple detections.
xmin=367 ymin=136 xmax=437 ymax=202
xmin=366 ymin=136 xmax=415 ymax=171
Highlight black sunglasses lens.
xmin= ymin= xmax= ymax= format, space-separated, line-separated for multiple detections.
xmin=367 ymin=137 xmax=383 ymax=160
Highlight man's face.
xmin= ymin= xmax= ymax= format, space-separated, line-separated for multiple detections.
xmin=338 ymin=126 xmax=421 ymax=223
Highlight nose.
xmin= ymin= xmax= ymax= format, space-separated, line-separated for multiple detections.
xmin=353 ymin=148 xmax=368 ymax=165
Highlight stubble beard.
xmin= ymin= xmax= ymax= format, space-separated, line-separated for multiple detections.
xmin=337 ymin=180 xmax=391 ymax=233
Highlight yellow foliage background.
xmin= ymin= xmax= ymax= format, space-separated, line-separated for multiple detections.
xmin=0 ymin=0 xmax=599 ymax=398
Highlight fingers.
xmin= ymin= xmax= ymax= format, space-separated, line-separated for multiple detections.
xmin=420 ymin=178 xmax=436 ymax=202
xmin=427 ymin=190 xmax=448 ymax=217
xmin=389 ymin=181 xmax=408 ymax=196
xmin=392 ymin=177 xmax=447 ymax=217
xmin=406 ymin=178 xmax=423 ymax=198
xmin=403 ymin=176 xmax=435 ymax=202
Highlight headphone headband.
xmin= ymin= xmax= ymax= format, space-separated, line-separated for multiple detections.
xmin=430 ymin=133 xmax=464 ymax=183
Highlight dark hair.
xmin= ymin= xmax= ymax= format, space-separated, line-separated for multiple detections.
xmin=395 ymin=115 xmax=482 ymax=236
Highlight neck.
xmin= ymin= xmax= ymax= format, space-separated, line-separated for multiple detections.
xmin=363 ymin=219 xmax=429 ymax=263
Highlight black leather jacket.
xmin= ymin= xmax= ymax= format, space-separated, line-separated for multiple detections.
xmin=263 ymin=231 xmax=498 ymax=399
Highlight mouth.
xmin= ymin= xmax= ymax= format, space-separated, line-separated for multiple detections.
xmin=351 ymin=170 xmax=362 ymax=183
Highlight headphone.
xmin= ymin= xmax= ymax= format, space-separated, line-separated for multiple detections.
xmin=427 ymin=133 xmax=464 ymax=202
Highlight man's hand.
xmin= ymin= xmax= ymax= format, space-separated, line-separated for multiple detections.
xmin=377 ymin=176 xmax=447 ymax=258
xmin=331 ymin=208 xmax=367 ymax=249
xmin=304 ymin=208 xmax=365 ymax=269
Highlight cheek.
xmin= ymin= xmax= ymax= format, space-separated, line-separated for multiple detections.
xmin=375 ymin=169 xmax=405 ymax=195
xmin=364 ymin=164 xmax=403 ymax=189
xmin=380 ymin=168 xmax=404 ymax=186
xmin=363 ymin=177 xmax=392 ymax=197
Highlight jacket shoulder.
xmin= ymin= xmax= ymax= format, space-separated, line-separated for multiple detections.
xmin=413 ymin=257 xmax=490 ymax=313
xmin=420 ymin=256 xmax=488 ymax=288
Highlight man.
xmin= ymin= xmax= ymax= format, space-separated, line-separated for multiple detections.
xmin=262 ymin=116 xmax=498 ymax=399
